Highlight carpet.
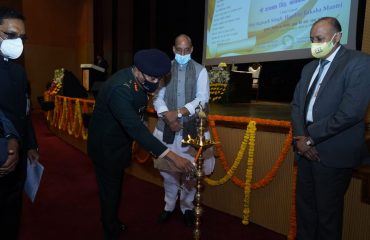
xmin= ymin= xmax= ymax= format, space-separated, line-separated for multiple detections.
xmin=19 ymin=111 xmax=286 ymax=240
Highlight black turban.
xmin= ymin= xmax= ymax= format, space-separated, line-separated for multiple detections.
xmin=134 ymin=49 xmax=171 ymax=77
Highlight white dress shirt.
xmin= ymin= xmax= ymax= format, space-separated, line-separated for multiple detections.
xmin=306 ymin=46 xmax=341 ymax=122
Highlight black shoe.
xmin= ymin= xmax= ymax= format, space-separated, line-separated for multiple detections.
xmin=158 ymin=210 xmax=173 ymax=223
xmin=120 ymin=223 xmax=127 ymax=231
xmin=183 ymin=210 xmax=195 ymax=227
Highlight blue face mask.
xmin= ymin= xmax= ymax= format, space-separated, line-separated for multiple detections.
xmin=175 ymin=53 xmax=191 ymax=65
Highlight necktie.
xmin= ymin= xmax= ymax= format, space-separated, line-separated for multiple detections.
xmin=304 ymin=59 xmax=329 ymax=120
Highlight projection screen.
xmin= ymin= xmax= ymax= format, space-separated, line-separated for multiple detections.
xmin=203 ymin=0 xmax=360 ymax=65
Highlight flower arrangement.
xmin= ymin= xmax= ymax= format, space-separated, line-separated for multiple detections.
xmin=218 ymin=62 xmax=227 ymax=68
xmin=47 ymin=68 xmax=64 ymax=96
xmin=208 ymin=62 xmax=230 ymax=102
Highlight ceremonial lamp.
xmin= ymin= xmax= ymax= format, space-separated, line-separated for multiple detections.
xmin=182 ymin=103 xmax=216 ymax=240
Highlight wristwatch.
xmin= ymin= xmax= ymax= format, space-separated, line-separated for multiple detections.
xmin=305 ymin=137 xmax=313 ymax=146
xmin=177 ymin=109 xmax=183 ymax=118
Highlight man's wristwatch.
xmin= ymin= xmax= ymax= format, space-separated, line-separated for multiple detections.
xmin=177 ymin=109 xmax=182 ymax=118
xmin=305 ymin=137 xmax=314 ymax=146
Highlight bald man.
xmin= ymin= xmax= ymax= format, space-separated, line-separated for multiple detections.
xmin=153 ymin=34 xmax=215 ymax=227
xmin=291 ymin=17 xmax=370 ymax=240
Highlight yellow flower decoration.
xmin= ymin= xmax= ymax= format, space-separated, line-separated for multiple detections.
xmin=218 ymin=62 xmax=227 ymax=68
xmin=205 ymin=121 xmax=257 ymax=225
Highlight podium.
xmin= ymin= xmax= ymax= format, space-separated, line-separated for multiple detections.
xmin=80 ymin=64 xmax=105 ymax=91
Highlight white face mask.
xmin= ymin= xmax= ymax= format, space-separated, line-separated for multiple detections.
xmin=0 ymin=38 xmax=24 ymax=59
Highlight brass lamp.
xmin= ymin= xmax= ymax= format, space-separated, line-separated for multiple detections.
xmin=182 ymin=103 xmax=216 ymax=240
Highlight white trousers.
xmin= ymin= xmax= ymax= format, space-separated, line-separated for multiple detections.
xmin=153 ymin=128 xmax=215 ymax=213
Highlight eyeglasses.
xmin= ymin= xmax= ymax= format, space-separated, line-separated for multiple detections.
xmin=0 ymin=30 xmax=27 ymax=41
xmin=141 ymin=72 xmax=160 ymax=83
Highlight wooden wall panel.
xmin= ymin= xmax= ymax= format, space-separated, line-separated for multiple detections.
xmin=22 ymin=0 xmax=93 ymax=107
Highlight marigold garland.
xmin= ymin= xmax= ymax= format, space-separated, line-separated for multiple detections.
xmin=242 ymin=121 xmax=256 ymax=224
xmin=46 ymin=95 xmax=94 ymax=141
xmin=204 ymin=121 xmax=257 ymax=225
xmin=50 ymin=97 xmax=60 ymax=127
xmin=204 ymin=125 xmax=250 ymax=186
xmin=53 ymin=97 xmax=61 ymax=128
xmin=58 ymin=98 xmax=68 ymax=130
xmin=205 ymin=116 xmax=293 ymax=226
xmin=207 ymin=116 xmax=292 ymax=189
xmin=81 ymin=101 xmax=90 ymax=140
xmin=66 ymin=100 xmax=74 ymax=134
xmin=210 ymin=83 xmax=228 ymax=102
xmin=69 ymin=99 xmax=81 ymax=138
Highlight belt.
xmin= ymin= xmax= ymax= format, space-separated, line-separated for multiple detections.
xmin=305 ymin=121 xmax=313 ymax=127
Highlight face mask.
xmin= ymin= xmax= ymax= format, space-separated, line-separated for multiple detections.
xmin=175 ymin=53 xmax=191 ymax=65
xmin=311 ymin=33 xmax=337 ymax=59
xmin=0 ymin=38 xmax=24 ymax=59
xmin=139 ymin=78 xmax=160 ymax=93
xmin=141 ymin=80 xmax=159 ymax=93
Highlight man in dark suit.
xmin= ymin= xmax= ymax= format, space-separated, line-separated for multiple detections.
xmin=0 ymin=7 xmax=39 ymax=239
xmin=87 ymin=48 xmax=195 ymax=240
xmin=291 ymin=17 xmax=370 ymax=240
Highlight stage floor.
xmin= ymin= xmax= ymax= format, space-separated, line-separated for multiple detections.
xmin=209 ymin=101 xmax=291 ymax=120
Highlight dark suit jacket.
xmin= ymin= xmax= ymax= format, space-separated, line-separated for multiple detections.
xmin=0 ymin=110 xmax=19 ymax=166
xmin=0 ymin=58 xmax=38 ymax=157
xmin=291 ymin=47 xmax=370 ymax=168
xmin=87 ymin=68 xmax=167 ymax=172
xmin=0 ymin=110 xmax=19 ymax=138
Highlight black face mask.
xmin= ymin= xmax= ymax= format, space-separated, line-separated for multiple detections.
xmin=140 ymin=79 xmax=159 ymax=93
xmin=138 ymin=72 xmax=160 ymax=93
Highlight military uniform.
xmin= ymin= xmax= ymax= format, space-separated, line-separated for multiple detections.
xmin=87 ymin=68 xmax=167 ymax=239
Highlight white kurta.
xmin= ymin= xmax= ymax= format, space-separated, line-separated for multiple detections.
xmin=153 ymin=62 xmax=215 ymax=213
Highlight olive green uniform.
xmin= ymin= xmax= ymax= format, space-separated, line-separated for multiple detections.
xmin=87 ymin=68 xmax=166 ymax=239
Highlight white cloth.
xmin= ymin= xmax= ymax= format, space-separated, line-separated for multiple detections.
xmin=153 ymin=128 xmax=215 ymax=175
xmin=248 ymin=66 xmax=261 ymax=79
xmin=154 ymin=129 xmax=215 ymax=213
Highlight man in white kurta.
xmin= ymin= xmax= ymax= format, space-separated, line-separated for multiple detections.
xmin=153 ymin=34 xmax=215 ymax=227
